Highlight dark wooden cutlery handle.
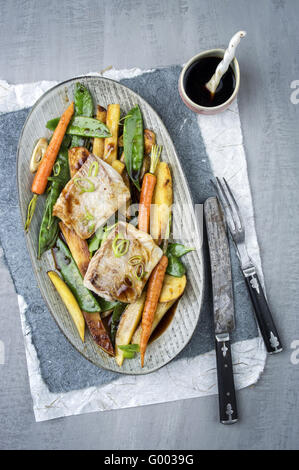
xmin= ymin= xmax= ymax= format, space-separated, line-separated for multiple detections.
xmin=244 ymin=270 xmax=283 ymax=354
xmin=215 ymin=335 xmax=238 ymax=424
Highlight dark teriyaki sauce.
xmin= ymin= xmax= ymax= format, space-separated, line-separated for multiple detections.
xmin=102 ymin=299 xmax=180 ymax=346
xmin=183 ymin=56 xmax=236 ymax=107
xmin=149 ymin=299 xmax=180 ymax=344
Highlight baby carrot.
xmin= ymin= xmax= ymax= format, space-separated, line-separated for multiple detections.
xmin=32 ymin=101 xmax=74 ymax=195
xmin=138 ymin=145 xmax=162 ymax=233
xmin=140 ymin=254 xmax=168 ymax=367
xmin=25 ymin=102 xmax=74 ymax=232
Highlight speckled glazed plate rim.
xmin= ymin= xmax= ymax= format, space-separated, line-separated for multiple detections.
xmin=17 ymin=75 xmax=205 ymax=375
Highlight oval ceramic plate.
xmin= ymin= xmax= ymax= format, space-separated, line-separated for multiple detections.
xmin=17 ymin=76 xmax=204 ymax=375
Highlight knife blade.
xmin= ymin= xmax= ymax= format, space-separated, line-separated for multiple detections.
xmin=204 ymin=197 xmax=238 ymax=424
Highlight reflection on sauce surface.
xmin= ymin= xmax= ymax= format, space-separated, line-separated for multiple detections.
xmin=183 ymin=56 xmax=236 ymax=107
xmin=150 ymin=298 xmax=179 ymax=343
xmin=101 ymin=298 xmax=180 ymax=346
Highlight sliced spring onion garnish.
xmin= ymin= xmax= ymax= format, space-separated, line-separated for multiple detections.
xmin=88 ymin=223 xmax=95 ymax=233
xmin=112 ymin=233 xmax=130 ymax=257
xmin=29 ymin=138 xmax=48 ymax=173
xmin=83 ymin=209 xmax=94 ymax=222
xmin=88 ymin=161 xmax=99 ymax=178
xmin=101 ymin=222 xmax=118 ymax=244
xmin=25 ymin=194 xmax=38 ymax=232
xmin=53 ymin=161 xmax=61 ymax=177
xmin=74 ymin=177 xmax=95 ymax=194
xmin=115 ymin=239 xmax=130 ymax=257
xmin=124 ymin=274 xmax=133 ymax=286
xmin=107 ymin=222 xmax=118 ymax=232
xmin=128 ymin=255 xmax=143 ymax=266
xmin=134 ymin=263 xmax=145 ymax=281
xmin=81 ymin=209 xmax=95 ymax=233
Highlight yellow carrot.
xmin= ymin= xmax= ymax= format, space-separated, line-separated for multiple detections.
xmin=92 ymin=105 xmax=107 ymax=158
xmin=103 ymin=104 xmax=120 ymax=164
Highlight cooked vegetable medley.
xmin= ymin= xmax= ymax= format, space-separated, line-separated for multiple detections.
xmin=25 ymin=83 xmax=194 ymax=367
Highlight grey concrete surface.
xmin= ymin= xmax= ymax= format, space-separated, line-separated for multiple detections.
xmin=0 ymin=0 xmax=299 ymax=450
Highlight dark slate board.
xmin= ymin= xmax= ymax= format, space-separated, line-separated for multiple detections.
xmin=0 ymin=66 xmax=258 ymax=393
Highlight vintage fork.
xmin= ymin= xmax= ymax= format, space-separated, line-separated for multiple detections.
xmin=213 ymin=177 xmax=283 ymax=354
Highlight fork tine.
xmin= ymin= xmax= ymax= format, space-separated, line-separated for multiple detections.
xmin=222 ymin=178 xmax=244 ymax=230
xmin=211 ymin=177 xmax=236 ymax=233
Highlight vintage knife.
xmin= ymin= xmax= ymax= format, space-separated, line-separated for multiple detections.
xmin=204 ymin=197 xmax=238 ymax=424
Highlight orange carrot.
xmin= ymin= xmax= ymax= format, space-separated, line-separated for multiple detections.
xmin=138 ymin=145 xmax=162 ymax=233
xmin=32 ymin=101 xmax=74 ymax=195
xmin=140 ymin=254 xmax=168 ymax=367
xmin=25 ymin=102 xmax=74 ymax=232
xmin=138 ymin=173 xmax=156 ymax=232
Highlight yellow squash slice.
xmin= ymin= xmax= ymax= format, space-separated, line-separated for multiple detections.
xmin=48 ymin=271 xmax=85 ymax=342
xmin=131 ymin=300 xmax=176 ymax=345
xmin=159 ymin=274 xmax=186 ymax=303
xmin=115 ymin=292 xmax=146 ymax=366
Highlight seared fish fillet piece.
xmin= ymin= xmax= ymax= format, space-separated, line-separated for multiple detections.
xmin=53 ymin=154 xmax=130 ymax=239
xmin=84 ymin=221 xmax=163 ymax=303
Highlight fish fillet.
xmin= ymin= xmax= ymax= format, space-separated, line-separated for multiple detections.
xmin=84 ymin=221 xmax=163 ymax=303
xmin=53 ymin=154 xmax=130 ymax=239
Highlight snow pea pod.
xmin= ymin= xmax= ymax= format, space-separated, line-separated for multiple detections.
xmin=53 ymin=237 xmax=101 ymax=313
xmin=38 ymin=147 xmax=70 ymax=258
xmin=123 ymin=105 xmax=144 ymax=190
xmin=97 ymin=298 xmax=120 ymax=312
xmin=46 ymin=116 xmax=111 ymax=139
xmin=73 ymin=82 xmax=93 ymax=117
xmin=71 ymin=83 xmax=94 ymax=147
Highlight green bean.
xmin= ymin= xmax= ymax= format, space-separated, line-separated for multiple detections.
xmin=53 ymin=238 xmax=101 ymax=313
xmin=46 ymin=115 xmax=111 ymax=139
xmin=123 ymin=105 xmax=144 ymax=190
xmin=38 ymin=147 xmax=70 ymax=258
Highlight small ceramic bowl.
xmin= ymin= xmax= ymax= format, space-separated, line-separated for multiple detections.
xmin=179 ymin=48 xmax=240 ymax=115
